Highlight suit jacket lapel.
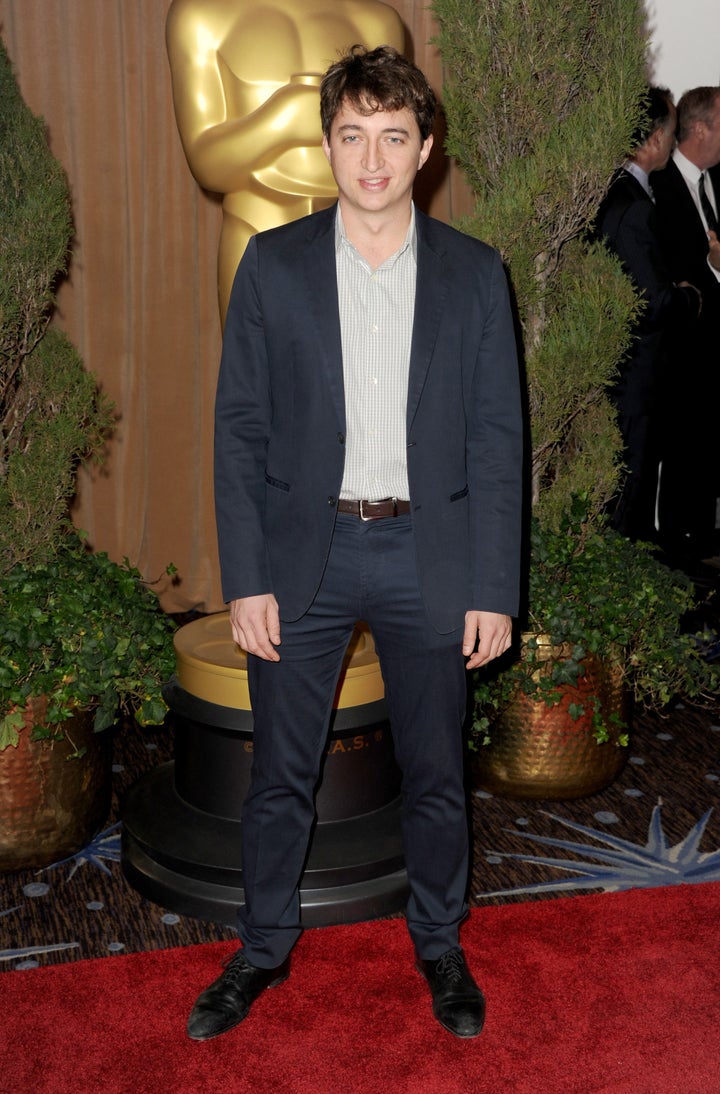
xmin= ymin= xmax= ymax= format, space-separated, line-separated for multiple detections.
xmin=665 ymin=160 xmax=711 ymax=247
xmin=407 ymin=210 xmax=449 ymax=430
xmin=301 ymin=206 xmax=346 ymax=431
xmin=622 ymin=169 xmax=653 ymax=204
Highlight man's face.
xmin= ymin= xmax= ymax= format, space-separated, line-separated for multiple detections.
xmin=322 ymin=100 xmax=433 ymax=218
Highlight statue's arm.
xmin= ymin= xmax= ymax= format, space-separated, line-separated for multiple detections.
xmin=166 ymin=5 xmax=326 ymax=192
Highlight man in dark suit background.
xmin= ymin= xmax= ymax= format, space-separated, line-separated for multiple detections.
xmin=186 ymin=46 xmax=523 ymax=1042
xmin=595 ymin=87 xmax=702 ymax=542
xmin=651 ymin=86 xmax=720 ymax=563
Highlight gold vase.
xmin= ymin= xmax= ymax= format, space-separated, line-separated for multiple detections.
xmin=0 ymin=699 xmax=113 ymax=871
xmin=473 ymin=636 xmax=630 ymax=800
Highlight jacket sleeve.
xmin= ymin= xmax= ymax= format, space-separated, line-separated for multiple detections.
xmin=604 ymin=198 xmax=701 ymax=330
xmin=466 ymin=249 xmax=524 ymax=617
xmin=213 ymin=236 xmax=274 ymax=604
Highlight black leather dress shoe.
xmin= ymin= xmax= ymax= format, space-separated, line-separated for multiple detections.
xmin=187 ymin=949 xmax=290 ymax=1041
xmin=417 ymin=948 xmax=486 ymax=1038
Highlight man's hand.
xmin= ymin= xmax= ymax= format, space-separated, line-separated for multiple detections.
xmin=678 ymin=279 xmax=702 ymax=316
xmin=709 ymin=229 xmax=720 ymax=272
xmin=463 ymin=610 xmax=512 ymax=671
xmin=229 ymin=594 xmax=281 ymax=661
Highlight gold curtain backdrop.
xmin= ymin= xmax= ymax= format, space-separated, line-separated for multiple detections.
xmin=0 ymin=0 xmax=472 ymax=612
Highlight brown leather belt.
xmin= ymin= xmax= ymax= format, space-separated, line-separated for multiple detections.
xmin=337 ymin=497 xmax=411 ymax=520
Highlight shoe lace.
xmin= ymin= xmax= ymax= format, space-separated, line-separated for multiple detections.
xmin=435 ymin=949 xmax=465 ymax=983
xmin=220 ymin=950 xmax=250 ymax=987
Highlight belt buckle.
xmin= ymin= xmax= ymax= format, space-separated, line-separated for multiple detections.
xmin=359 ymin=497 xmax=397 ymax=520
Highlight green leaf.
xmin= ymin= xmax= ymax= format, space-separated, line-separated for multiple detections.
xmin=0 ymin=710 xmax=24 ymax=749
xmin=93 ymin=689 xmax=118 ymax=734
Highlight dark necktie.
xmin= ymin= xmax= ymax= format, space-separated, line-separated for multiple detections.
xmin=698 ymin=172 xmax=718 ymax=234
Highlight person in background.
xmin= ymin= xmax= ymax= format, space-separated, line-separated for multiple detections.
xmin=651 ymin=86 xmax=720 ymax=565
xmin=187 ymin=45 xmax=524 ymax=1043
xmin=595 ymin=86 xmax=701 ymax=543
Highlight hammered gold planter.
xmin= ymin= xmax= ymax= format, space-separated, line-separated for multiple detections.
xmin=473 ymin=637 xmax=630 ymax=800
xmin=0 ymin=699 xmax=113 ymax=871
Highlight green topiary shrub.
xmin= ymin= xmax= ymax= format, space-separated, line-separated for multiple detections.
xmin=432 ymin=2 xmax=719 ymax=740
xmin=432 ymin=0 xmax=647 ymax=526
xmin=0 ymin=37 xmax=175 ymax=748
xmin=0 ymin=37 xmax=113 ymax=572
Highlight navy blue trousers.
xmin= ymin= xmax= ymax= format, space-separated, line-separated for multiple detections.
xmin=239 ymin=512 xmax=469 ymax=966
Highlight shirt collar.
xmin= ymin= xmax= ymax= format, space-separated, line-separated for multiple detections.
xmin=334 ymin=203 xmax=417 ymax=266
xmin=673 ymin=146 xmax=704 ymax=187
xmin=624 ymin=160 xmax=653 ymax=198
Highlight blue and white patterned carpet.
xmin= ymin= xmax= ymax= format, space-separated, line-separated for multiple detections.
xmin=2 ymin=696 xmax=718 ymax=973
xmin=2 ymin=563 xmax=719 ymax=973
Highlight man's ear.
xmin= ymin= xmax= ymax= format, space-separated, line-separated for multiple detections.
xmin=418 ymin=133 xmax=433 ymax=170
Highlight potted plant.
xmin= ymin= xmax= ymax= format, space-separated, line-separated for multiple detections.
xmin=0 ymin=535 xmax=177 ymax=870
xmin=431 ymin=0 xmax=720 ymax=796
xmin=0 ymin=538 xmax=177 ymax=749
xmin=470 ymin=499 xmax=718 ymax=797
xmin=0 ymin=38 xmax=176 ymax=867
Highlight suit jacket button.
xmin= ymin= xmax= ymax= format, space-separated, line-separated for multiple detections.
xmin=337 ymin=433 xmax=345 ymax=444
xmin=328 ymin=496 xmax=336 ymax=506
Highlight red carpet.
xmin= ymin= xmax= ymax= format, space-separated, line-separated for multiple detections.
xmin=4 ymin=884 xmax=719 ymax=1094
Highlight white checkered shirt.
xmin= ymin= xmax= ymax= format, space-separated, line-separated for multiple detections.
xmin=335 ymin=205 xmax=416 ymax=502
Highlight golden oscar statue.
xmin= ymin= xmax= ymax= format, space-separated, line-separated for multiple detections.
xmin=166 ymin=0 xmax=405 ymax=325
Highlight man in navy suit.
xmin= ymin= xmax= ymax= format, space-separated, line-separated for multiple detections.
xmin=188 ymin=45 xmax=523 ymax=1042
xmin=651 ymin=86 xmax=720 ymax=562
xmin=595 ymin=87 xmax=701 ymax=542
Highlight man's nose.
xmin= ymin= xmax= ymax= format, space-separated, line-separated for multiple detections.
xmin=363 ymin=140 xmax=384 ymax=171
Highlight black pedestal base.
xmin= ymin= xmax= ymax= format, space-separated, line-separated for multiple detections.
xmin=121 ymin=619 xmax=409 ymax=929
xmin=122 ymin=762 xmax=408 ymax=928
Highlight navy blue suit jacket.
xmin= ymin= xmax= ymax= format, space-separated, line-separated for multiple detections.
xmin=597 ymin=170 xmax=700 ymax=333
xmin=650 ymin=158 xmax=720 ymax=368
xmin=648 ymin=159 xmax=720 ymax=534
xmin=214 ymin=204 xmax=523 ymax=633
xmin=595 ymin=169 xmax=700 ymax=409
xmin=651 ymin=159 xmax=720 ymax=311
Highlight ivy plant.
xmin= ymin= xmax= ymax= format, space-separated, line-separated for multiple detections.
xmin=0 ymin=537 xmax=177 ymax=750
xmin=472 ymin=499 xmax=719 ymax=745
